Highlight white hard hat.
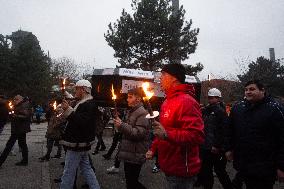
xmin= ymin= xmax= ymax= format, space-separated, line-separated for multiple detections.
xmin=208 ymin=88 xmax=222 ymax=97
xmin=75 ymin=80 xmax=92 ymax=89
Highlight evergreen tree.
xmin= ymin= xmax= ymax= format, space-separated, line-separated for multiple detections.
xmin=4 ymin=30 xmax=52 ymax=104
xmin=238 ymin=56 xmax=284 ymax=97
xmin=105 ymin=0 xmax=201 ymax=73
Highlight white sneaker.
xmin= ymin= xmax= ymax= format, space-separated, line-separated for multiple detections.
xmin=106 ymin=166 xmax=119 ymax=174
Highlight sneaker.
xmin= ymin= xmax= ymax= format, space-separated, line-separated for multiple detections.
xmin=106 ymin=166 xmax=119 ymax=174
xmin=102 ymin=154 xmax=111 ymax=160
xmin=152 ymin=165 xmax=160 ymax=173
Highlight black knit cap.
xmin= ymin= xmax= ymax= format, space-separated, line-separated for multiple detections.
xmin=128 ymin=87 xmax=145 ymax=98
xmin=161 ymin=63 xmax=186 ymax=83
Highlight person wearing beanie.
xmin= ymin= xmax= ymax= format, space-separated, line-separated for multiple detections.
xmin=146 ymin=63 xmax=204 ymax=189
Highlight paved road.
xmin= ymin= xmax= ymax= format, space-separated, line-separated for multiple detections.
xmin=1 ymin=122 xmax=284 ymax=189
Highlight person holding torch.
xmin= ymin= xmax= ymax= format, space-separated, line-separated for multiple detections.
xmin=113 ymin=87 xmax=151 ymax=189
xmin=146 ymin=63 xmax=204 ymax=189
xmin=59 ymin=79 xmax=101 ymax=189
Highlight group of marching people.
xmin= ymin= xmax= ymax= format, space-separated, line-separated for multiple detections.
xmin=0 ymin=63 xmax=284 ymax=189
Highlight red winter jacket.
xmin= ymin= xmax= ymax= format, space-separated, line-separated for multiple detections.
xmin=150 ymin=84 xmax=204 ymax=177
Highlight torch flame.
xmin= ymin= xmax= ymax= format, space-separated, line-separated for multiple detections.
xmin=52 ymin=101 xmax=57 ymax=110
xmin=111 ymin=84 xmax=117 ymax=100
xmin=142 ymin=82 xmax=154 ymax=100
xmin=8 ymin=101 xmax=13 ymax=109
xmin=62 ymin=78 xmax=66 ymax=90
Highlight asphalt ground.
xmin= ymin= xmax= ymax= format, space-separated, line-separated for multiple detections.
xmin=1 ymin=122 xmax=284 ymax=189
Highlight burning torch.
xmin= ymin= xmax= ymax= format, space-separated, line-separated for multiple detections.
xmin=52 ymin=101 xmax=57 ymax=111
xmin=8 ymin=101 xmax=14 ymax=114
xmin=142 ymin=82 xmax=159 ymax=123
xmin=111 ymin=84 xmax=118 ymax=118
xmin=61 ymin=78 xmax=66 ymax=97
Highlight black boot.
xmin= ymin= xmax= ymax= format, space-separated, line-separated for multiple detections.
xmin=15 ymin=160 xmax=28 ymax=166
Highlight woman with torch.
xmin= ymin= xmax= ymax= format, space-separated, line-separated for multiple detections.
xmin=113 ymin=87 xmax=151 ymax=189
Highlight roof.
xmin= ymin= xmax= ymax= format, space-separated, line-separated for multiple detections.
xmin=93 ymin=68 xmax=200 ymax=83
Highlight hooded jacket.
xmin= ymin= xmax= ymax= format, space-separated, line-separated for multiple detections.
xmin=150 ymin=84 xmax=204 ymax=177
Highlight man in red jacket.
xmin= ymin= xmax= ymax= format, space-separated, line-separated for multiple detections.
xmin=146 ymin=63 xmax=204 ymax=189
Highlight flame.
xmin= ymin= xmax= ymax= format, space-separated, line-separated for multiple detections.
xmin=52 ymin=101 xmax=57 ymax=110
xmin=142 ymin=82 xmax=154 ymax=100
xmin=111 ymin=84 xmax=117 ymax=100
xmin=62 ymin=78 xmax=66 ymax=89
xmin=8 ymin=101 xmax=13 ymax=109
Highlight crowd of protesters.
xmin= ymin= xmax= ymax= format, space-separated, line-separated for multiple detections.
xmin=0 ymin=63 xmax=284 ymax=189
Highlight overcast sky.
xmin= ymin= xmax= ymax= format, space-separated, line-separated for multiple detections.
xmin=1 ymin=0 xmax=284 ymax=80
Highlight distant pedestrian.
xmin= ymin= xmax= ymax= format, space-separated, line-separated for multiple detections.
xmin=39 ymin=104 xmax=65 ymax=161
xmin=35 ymin=105 xmax=44 ymax=124
xmin=224 ymin=80 xmax=284 ymax=189
xmin=0 ymin=95 xmax=32 ymax=167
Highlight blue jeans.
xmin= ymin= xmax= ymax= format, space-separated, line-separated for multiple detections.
xmin=60 ymin=150 xmax=100 ymax=189
xmin=166 ymin=175 xmax=196 ymax=189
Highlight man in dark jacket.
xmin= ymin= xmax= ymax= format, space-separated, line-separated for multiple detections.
xmin=224 ymin=80 xmax=284 ymax=189
xmin=147 ymin=63 xmax=204 ymax=189
xmin=59 ymin=79 xmax=100 ymax=189
xmin=113 ymin=87 xmax=150 ymax=189
xmin=0 ymin=95 xmax=32 ymax=167
xmin=0 ymin=95 xmax=9 ymax=134
xmin=198 ymin=88 xmax=232 ymax=189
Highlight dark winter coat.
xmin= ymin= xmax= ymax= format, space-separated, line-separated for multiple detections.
xmin=60 ymin=96 xmax=100 ymax=151
xmin=202 ymin=103 xmax=227 ymax=150
xmin=46 ymin=111 xmax=66 ymax=140
xmin=224 ymin=96 xmax=284 ymax=179
xmin=11 ymin=99 xmax=32 ymax=135
xmin=118 ymin=103 xmax=151 ymax=165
